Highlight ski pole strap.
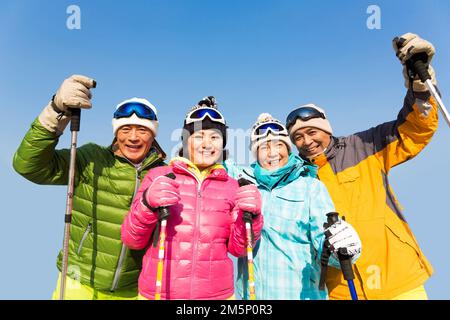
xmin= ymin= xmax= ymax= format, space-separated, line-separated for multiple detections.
xmin=152 ymin=221 xmax=161 ymax=248
xmin=319 ymin=219 xmax=333 ymax=290
xmin=319 ymin=212 xmax=340 ymax=290
xmin=319 ymin=246 xmax=331 ymax=290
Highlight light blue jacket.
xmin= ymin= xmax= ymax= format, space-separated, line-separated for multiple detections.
xmin=225 ymin=154 xmax=338 ymax=300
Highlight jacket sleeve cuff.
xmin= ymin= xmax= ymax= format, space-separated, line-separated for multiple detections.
xmin=38 ymin=101 xmax=70 ymax=136
xmin=141 ymin=188 xmax=158 ymax=212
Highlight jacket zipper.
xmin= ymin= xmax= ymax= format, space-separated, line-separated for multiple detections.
xmin=174 ymin=164 xmax=203 ymax=299
xmin=110 ymin=162 xmax=144 ymax=291
xmin=190 ymin=184 xmax=202 ymax=299
xmin=77 ymin=223 xmax=92 ymax=255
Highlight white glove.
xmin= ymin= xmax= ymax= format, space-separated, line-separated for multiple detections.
xmin=38 ymin=75 xmax=96 ymax=135
xmin=392 ymin=33 xmax=437 ymax=92
xmin=325 ymin=219 xmax=361 ymax=257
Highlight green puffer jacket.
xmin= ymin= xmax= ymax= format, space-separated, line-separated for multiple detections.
xmin=13 ymin=118 xmax=166 ymax=291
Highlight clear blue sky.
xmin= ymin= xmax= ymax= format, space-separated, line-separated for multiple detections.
xmin=1 ymin=0 xmax=449 ymax=299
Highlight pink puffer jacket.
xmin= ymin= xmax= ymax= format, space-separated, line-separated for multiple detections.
xmin=121 ymin=160 xmax=263 ymax=300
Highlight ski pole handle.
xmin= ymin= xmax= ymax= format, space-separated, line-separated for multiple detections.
xmin=237 ymin=177 xmax=257 ymax=300
xmin=60 ymin=108 xmax=82 ymax=300
xmin=152 ymin=173 xmax=176 ymax=247
xmin=405 ymin=53 xmax=450 ymax=127
xmin=70 ymin=108 xmax=81 ymax=132
xmin=406 ymin=52 xmax=431 ymax=83
xmin=153 ymin=173 xmax=175 ymax=300
xmin=237 ymin=177 xmax=253 ymax=188
xmin=237 ymin=177 xmax=256 ymax=238
xmin=325 ymin=212 xmax=358 ymax=300
xmin=319 ymin=212 xmax=340 ymax=290
xmin=69 ymin=79 xmax=96 ymax=132
xmin=325 ymin=212 xmax=355 ymax=281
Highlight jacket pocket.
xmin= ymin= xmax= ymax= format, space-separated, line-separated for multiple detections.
xmin=272 ymin=196 xmax=305 ymax=221
xmin=77 ymin=223 xmax=92 ymax=255
xmin=384 ymin=219 xmax=427 ymax=275
xmin=275 ymin=195 xmax=305 ymax=203
xmin=335 ymin=167 xmax=363 ymax=220
xmin=336 ymin=166 xmax=360 ymax=184
xmin=385 ymin=218 xmax=418 ymax=250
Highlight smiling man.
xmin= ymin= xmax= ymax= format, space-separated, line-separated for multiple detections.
xmin=286 ymin=33 xmax=439 ymax=300
xmin=13 ymin=75 xmax=166 ymax=299
xmin=112 ymin=97 xmax=161 ymax=164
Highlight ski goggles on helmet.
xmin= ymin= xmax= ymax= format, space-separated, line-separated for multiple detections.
xmin=252 ymin=121 xmax=288 ymax=140
xmin=286 ymin=106 xmax=326 ymax=130
xmin=113 ymin=102 xmax=158 ymax=120
xmin=185 ymin=107 xmax=226 ymax=125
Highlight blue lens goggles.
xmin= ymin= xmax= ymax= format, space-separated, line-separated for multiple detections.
xmin=113 ymin=102 xmax=158 ymax=120
xmin=255 ymin=122 xmax=286 ymax=136
xmin=185 ymin=107 xmax=225 ymax=125
xmin=285 ymin=107 xmax=325 ymax=130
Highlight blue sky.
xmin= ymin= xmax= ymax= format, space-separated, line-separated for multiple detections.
xmin=1 ymin=0 xmax=449 ymax=299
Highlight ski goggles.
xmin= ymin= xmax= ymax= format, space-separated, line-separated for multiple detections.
xmin=286 ymin=107 xmax=326 ymax=130
xmin=113 ymin=102 xmax=158 ymax=120
xmin=185 ymin=107 xmax=226 ymax=125
xmin=252 ymin=121 xmax=288 ymax=139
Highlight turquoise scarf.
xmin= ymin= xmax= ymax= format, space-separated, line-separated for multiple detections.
xmin=253 ymin=153 xmax=300 ymax=190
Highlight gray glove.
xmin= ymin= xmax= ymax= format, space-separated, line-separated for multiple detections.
xmin=38 ymin=75 xmax=96 ymax=135
xmin=392 ymin=33 xmax=437 ymax=92
xmin=52 ymin=75 xmax=96 ymax=112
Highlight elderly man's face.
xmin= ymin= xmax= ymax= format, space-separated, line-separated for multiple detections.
xmin=115 ymin=125 xmax=154 ymax=164
xmin=292 ymin=127 xmax=331 ymax=159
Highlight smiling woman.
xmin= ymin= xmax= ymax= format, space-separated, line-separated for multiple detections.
xmin=120 ymin=96 xmax=264 ymax=300
xmin=187 ymin=129 xmax=224 ymax=170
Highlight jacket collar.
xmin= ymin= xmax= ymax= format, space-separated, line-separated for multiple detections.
xmin=251 ymin=154 xmax=317 ymax=190
xmin=307 ymin=136 xmax=344 ymax=167
xmin=170 ymin=157 xmax=228 ymax=182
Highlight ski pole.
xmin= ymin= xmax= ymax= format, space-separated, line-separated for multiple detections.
xmin=325 ymin=212 xmax=358 ymax=301
xmin=154 ymin=173 xmax=176 ymax=300
xmin=237 ymin=178 xmax=256 ymax=300
xmin=407 ymin=52 xmax=450 ymax=128
xmin=59 ymin=107 xmax=81 ymax=300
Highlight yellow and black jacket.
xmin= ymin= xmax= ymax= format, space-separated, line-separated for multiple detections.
xmin=311 ymin=90 xmax=438 ymax=300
